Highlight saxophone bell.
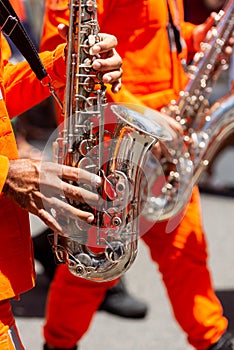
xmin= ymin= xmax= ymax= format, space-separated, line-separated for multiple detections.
xmin=141 ymin=114 xmax=194 ymax=224
xmin=41 ymin=95 xmax=173 ymax=282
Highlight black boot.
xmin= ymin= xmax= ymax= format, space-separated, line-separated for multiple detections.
xmin=43 ymin=344 xmax=77 ymax=350
xmin=33 ymin=228 xmax=57 ymax=280
xmin=99 ymin=277 xmax=148 ymax=319
xmin=208 ymin=332 xmax=234 ymax=350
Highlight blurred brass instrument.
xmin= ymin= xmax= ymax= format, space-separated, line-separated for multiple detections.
xmin=50 ymin=0 xmax=172 ymax=281
xmin=142 ymin=0 xmax=234 ymax=222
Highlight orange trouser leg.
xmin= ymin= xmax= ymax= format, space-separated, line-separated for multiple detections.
xmin=141 ymin=187 xmax=228 ymax=350
xmin=44 ymin=264 xmax=118 ymax=349
xmin=44 ymin=187 xmax=227 ymax=350
xmin=0 ymin=300 xmax=24 ymax=350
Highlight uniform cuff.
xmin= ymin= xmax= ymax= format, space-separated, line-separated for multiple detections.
xmin=39 ymin=43 xmax=67 ymax=89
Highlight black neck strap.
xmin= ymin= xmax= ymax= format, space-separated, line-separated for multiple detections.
xmin=0 ymin=0 xmax=48 ymax=81
xmin=166 ymin=0 xmax=182 ymax=55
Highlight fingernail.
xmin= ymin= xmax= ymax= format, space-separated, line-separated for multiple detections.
xmin=103 ymin=75 xmax=111 ymax=83
xmin=87 ymin=215 xmax=95 ymax=223
xmin=92 ymin=61 xmax=101 ymax=69
xmin=91 ymin=174 xmax=102 ymax=187
xmin=113 ymin=86 xmax=120 ymax=93
xmin=90 ymin=46 xmax=100 ymax=55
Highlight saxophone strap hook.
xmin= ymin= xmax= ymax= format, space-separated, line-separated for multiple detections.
xmin=41 ymin=75 xmax=64 ymax=110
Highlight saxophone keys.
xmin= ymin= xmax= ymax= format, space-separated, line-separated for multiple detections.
xmin=102 ymin=208 xmax=122 ymax=228
xmin=111 ymin=216 xmax=122 ymax=227
xmin=75 ymin=253 xmax=93 ymax=267
xmin=88 ymin=34 xmax=96 ymax=46
xmin=99 ymin=170 xmax=118 ymax=200
xmin=79 ymin=139 xmax=92 ymax=156
xmin=105 ymin=241 xmax=125 ymax=263
xmin=69 ymin=261 xmax=86 ymax=277
xmin=86 ymin=0 xmax=96 ymax=13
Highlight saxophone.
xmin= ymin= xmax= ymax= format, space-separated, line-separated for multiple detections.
xmin=142 ymin=0 xmax=234 ymax=223
xmin=48 ymin=0 xmax=172 ymax=281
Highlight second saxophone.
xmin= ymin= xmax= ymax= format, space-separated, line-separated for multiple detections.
xmin=142 ymin=0 xmax=234 ymax=223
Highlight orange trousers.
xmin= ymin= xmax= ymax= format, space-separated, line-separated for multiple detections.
xmin=44 ymin=187 xmax=227 ymax=350
xmin=0 ymin=300 xmax=24 ymax=350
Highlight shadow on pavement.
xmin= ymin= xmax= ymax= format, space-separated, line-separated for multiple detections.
xmin=11 ymin=273 xmax=234 ymax=333
xmin=199 ymin=185 xmax=234 ymax=198
xmin=216 ymin=290 xmax=234 ymax=331
xmin=11 ymin=273 xmax=50 ymax=318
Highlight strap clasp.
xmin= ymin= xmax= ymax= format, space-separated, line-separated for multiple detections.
xmin=1 ymin=15 xmax=18 ymax=36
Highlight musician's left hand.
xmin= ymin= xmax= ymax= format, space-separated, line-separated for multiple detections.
xmin=151 ymin=112 xmax=184 ymax=160
xmin=58 ymin=24 xmax=122 ymax=93
xmin=91 ymin=33 xmax=122 ymax=93
xmin=192 ymin=12 xmax=234 ymax=53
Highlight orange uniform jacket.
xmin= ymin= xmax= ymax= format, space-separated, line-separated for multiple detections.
xmin=41 ymin=2 xmax=227 ymax=350
xmin=0 ymin=33 xmax=66 ymax=301
xmin=41 ymin=0 xmax=196 ymax=110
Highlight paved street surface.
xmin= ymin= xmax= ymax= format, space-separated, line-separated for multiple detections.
xmin=12 ymin=144 xmax=234 ymax=350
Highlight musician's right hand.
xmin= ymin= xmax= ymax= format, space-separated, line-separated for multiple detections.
xmin=192 ymin=11 xmax=234 ymax=53
xmin=151 ymin=112 xmax=184 ymax=159
xmin=2 ymin=159 xmax=103 ymax=233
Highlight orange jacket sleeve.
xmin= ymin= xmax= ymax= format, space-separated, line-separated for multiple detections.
xmin=4 ymin=43 xmax=66 ymax=118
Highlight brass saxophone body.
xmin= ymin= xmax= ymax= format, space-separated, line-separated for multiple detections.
xmin=51 ymin=0 xmax=171 ymax=281
xmin=142 ymin=0 xmax=234 ymax=223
